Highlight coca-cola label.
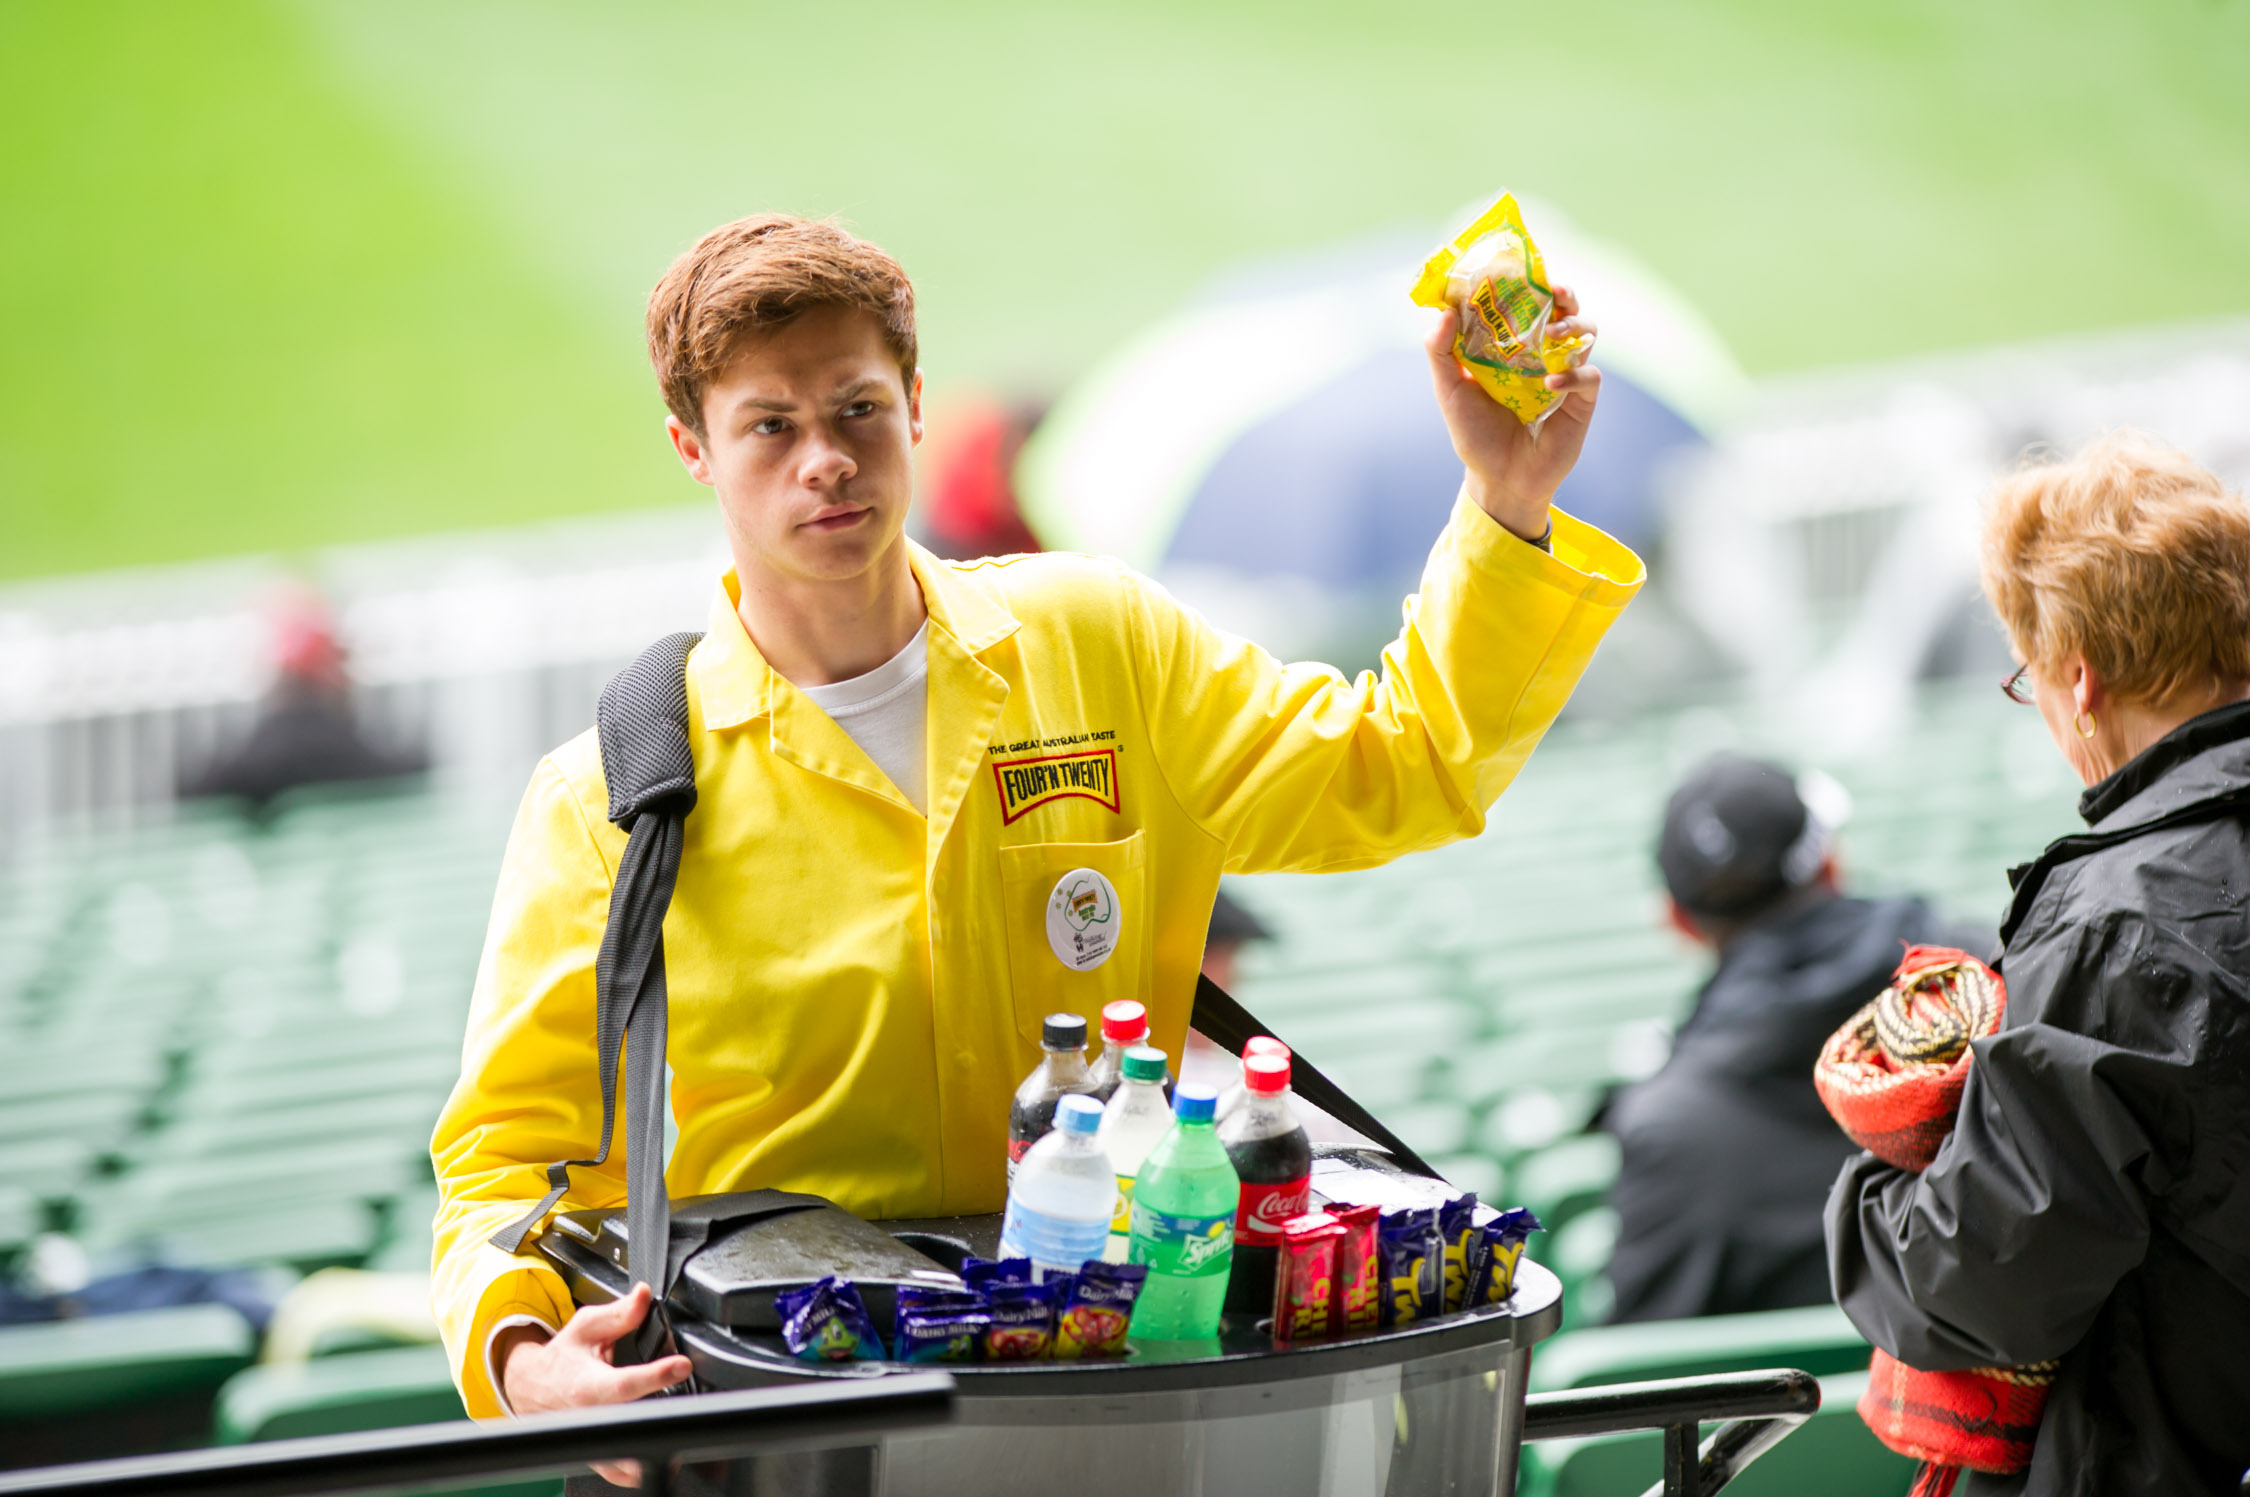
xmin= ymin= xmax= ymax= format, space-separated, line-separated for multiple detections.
xmin=1234 ymin=1176 xmax=1311 ymax=1246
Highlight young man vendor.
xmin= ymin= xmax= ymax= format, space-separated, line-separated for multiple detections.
xmin=431 ymin=214 xmax=1641 ymax=1421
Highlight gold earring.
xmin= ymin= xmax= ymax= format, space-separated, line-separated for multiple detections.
xmin=2075 ymin=711 xmax=2098 ymax=740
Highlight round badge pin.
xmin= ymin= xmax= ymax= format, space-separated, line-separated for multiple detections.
xmin=1045 ymin=867 xmax=1121 ymax=972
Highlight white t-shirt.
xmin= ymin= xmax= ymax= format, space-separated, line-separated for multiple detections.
xmin=798 ymin=620 xmax=930 ymax=816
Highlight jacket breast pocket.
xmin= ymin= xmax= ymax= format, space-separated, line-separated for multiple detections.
xmin=998 ymin=832 xmax=1149 ymax=1047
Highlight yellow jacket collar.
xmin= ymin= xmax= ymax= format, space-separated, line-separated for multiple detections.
xmin=692 ymin=540 xmax=1020 ymax=732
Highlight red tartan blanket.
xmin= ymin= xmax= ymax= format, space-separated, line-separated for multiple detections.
xmin=1814 ymin=946 xmax=2057 ymax=1496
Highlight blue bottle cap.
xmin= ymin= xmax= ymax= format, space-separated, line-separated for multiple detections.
xmin=1172 ymin=1083 xmax=1218 ymax=1123
xmin=1056 ymin=1094 xmax=1104 ymax=1133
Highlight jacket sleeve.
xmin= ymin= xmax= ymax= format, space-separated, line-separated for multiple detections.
xmin=428 ymin=756 xmax=628 ymax=1418
xmin=1125 ymin=493 xmax=1642 ymax=874
xmin=1824 ymin=911 xmax=2185 ymax=1369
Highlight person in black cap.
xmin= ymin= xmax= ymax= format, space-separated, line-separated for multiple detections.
xmin=1600 ymin=752 xmax=1986 ymax=1323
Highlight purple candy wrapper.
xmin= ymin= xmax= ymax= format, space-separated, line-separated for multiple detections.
xmin=1438 ymin=1192 xmax=1479 ymax=1312
xmin=1376 ymin=1207 xmax=1445 ymax=1327
xmin=776 ymin=1276 xmax=883 ymax=1363
xmin=1052 ymin=1261 xmax=1145 ymax=1360
xmin=1464 ymin=1208 xmax=1542 ymax=1307
xmin=962 ymin=1257 xmax=1033 ymax=1293
xmin=896 ymin=1309 xmax=990 ymax=1363
xmin=981 ymin=1279 xmax=1057 ymax=1361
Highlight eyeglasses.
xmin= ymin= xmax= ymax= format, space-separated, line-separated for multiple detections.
xmin=2001 ymin=664 xmax=2035 ymax=705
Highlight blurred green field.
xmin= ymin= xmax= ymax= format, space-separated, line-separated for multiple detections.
xmin=4 ymin=0 xmax=2248 ymax=580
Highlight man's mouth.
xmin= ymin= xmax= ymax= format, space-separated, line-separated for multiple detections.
xmin=801 ymin=505 xmax=871 ymax=533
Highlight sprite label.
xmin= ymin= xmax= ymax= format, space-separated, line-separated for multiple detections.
xmin=1129 ymin=1200 xmax=1234 ymax=1278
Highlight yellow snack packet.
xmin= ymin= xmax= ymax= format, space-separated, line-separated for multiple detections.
xmin=1411 ymin=192 xmax=1592 ymax=426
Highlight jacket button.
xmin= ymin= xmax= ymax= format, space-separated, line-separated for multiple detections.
xmin=954 ymin=1051 xmax=975 ymax=1070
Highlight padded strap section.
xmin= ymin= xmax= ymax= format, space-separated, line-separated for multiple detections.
xmin=599 ymin=631 xmax=703 ymax=823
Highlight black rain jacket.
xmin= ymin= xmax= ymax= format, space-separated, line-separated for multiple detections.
xmin=1605 ymin=892 xmax=1986 ymax=1322
xmin=1827 ymin=699 xmax=2250 ymax=1496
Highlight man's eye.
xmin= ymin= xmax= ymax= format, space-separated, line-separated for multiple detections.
xmin=840 ymin=401 xmax=876 ymax=419
xmin=751 ymin=417 xmax=790 ymax=436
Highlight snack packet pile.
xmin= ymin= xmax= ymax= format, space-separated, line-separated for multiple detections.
xmin=1410 ymin=192 xmax=1591 ymax=428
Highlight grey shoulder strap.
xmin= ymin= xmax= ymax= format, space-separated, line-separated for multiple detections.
xmin=489 ymin=631 xmax=703 ymax=1353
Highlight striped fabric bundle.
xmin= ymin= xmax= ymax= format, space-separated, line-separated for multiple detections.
xmin=1814 ymin=946 xmax=2057 ymax=1497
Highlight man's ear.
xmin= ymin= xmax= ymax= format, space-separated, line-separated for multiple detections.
xmin=908 ymin=369 xmax=925 ymax=447
xmin=666 ymin=414 xmax=715 ymax=487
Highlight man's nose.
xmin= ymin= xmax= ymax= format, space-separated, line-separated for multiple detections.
xmin=800 ymin=426 xmax=856 ymax=488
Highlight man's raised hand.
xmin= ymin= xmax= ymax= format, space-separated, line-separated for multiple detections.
xmin=496 ymin=1283 xmax=692 ymax=1487
xmin=1423 ymin=285 xmax=1601 ymax=542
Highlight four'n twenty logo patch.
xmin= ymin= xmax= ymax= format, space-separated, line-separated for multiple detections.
xmin=993 ymin=748 xmax=1120 ymax=824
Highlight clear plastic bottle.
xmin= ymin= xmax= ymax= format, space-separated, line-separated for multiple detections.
xmin=1096 ymin=1046 xmax=1174 ymax=1262
xmin=1214 ymin=1035 xmax=1291 ymax=1122
xmin=1087 ymin=1000 xmax=1155 ymax=1103
xmin=997 ymin=1094 xmax=1115 ymax=1282
xmin=1008 ymin=1012 xmax=1097 ymax=1184
xmin=1126 ymin=1084 xmax=1239 ymax=1340
xmin=1217 ymin=1052 xmax=1313 ymax=1315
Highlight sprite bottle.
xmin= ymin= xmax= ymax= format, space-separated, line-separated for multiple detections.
xmin=1125 ymin=1083 xmax=1239 ymax=1340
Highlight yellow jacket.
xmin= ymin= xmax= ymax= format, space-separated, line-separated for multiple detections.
xmin=431 ymin=494 xmax=1641 ymax=1415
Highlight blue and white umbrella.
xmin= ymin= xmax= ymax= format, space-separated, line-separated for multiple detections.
xmin=1017 ymin=199 xmax=1747 ymax=662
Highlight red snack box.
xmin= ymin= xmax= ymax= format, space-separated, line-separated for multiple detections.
xmin=1273 ymin=1211 xmax=1344 ymax=1346
xmin=1332 ymin=1203 xmax=1382 ymax=1334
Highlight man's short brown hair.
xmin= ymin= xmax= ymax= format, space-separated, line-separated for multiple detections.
xmin=647 ymin=215 xmax=917 ymax=435
xmin=1981 ymin=431 xmax=2250 ymax=706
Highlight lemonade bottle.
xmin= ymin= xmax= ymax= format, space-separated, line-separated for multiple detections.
xmin=1125 ymin=1084 xmax=1239 ymax=1340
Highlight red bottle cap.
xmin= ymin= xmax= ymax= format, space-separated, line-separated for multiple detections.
xmin=1245 ymin=1036 xmax=1290 ymax=1060
xmin=1101 ymin=1000 xmax=1148 ymax=1043
xmin=1244 ymin=1053 xmax=1291 ymax=1095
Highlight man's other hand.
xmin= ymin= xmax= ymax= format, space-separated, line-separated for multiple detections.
xmin=1424 ymin=288 xmax=1602 ymax=542
xmin=496 ymin=1283 xmax=693 ymax=1487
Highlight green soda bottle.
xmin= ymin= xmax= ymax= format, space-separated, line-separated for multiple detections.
xmin=1125 ymin=1083 xmax=1239 ymax=1339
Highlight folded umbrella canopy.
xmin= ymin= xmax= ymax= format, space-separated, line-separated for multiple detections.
xmin=1016 ymin=199 xmax=1745 ymax=665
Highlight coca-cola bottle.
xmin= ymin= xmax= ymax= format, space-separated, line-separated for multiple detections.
xmin=1008 ymin=1013 xmax=1097 ymax=1184
xmin=1086 ymin=1000 xmax=1154 ymax=1103
xmin=1216 ymin=1051 xmax=1312 ymax=1315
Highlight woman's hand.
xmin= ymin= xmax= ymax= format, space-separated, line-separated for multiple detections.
xmin=497 ymin=1284 xmax=693 ymax=1487
xmin=1424 ymin=286 xmax=1601 ymax=541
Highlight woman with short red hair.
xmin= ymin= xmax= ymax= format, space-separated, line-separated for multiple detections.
xmin=1827 ymin=432 xmax=2250 ymax=1496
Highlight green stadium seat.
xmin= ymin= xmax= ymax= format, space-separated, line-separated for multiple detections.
xmin=79 ymin=1196 xmax=383 ymax=1270
xmin=1529 ymin=1304 xmax=1872 ymax=1390
xmin=1507 ymin=1134 xmax=1621 ymax=1234
xmin=214 ymin=1343 xmax=463 ymax=1441
xmin=1547 ymin=1206 xmax=1619 ymax=1294
xmin=0 ymin=1304 xmax=253 ymax=1421
xmin=1521 ymin=1370 xmax=1915 ymax=1497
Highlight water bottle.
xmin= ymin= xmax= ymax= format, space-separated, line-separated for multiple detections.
xmin=997 ymin=1094 xmax=1114 ymax=1281
xmin=1096 ymin=1046 xmax=1174 ymax=1262
xmin=1126 ymin=1084 xmax=1239 ymax=1340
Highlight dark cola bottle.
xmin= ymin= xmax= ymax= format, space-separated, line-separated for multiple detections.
xmin=1216 ymin=1052 xmax=1313 ymax=1315
xmin=1008 ymin=1012 xmax=1097 ymax=1186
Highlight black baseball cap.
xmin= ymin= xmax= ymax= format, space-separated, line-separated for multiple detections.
xmin=1657 ymin=754 xmax=1839 ymax=920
